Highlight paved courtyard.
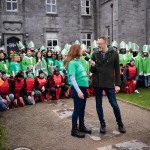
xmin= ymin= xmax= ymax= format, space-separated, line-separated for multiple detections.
xmin=0 ymin=96 xmax=150 ymax=150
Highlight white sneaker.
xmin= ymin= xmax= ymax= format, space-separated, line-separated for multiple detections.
xmin=134 ymin=89 xmax=139 ymax=94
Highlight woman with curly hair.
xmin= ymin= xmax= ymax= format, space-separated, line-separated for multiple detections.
xmin=64 ymin=44 xmax=91 ymax=138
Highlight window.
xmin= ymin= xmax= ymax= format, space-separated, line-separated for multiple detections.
xmin=81 ymin=33 xmax=91 ymax=47
xmin=46 ymin=0 xmax=57 ymax=14
xmin=81 ymin=0 xmax=90 ymax=15
xmin=6 ymin=0 xmax=18 ymax=11
xmin=46 ymin=32 xmax=58 ymax=50
xmin=106 ymin=26 xmax=111 ymax=44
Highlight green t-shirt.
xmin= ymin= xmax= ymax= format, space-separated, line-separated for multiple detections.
xmin=67 ymin=59 xmax=89 ymax=87
xmin=47 ymin=57 xmax=55 ymax=66
xmin=55 ymin=60 xmax=64 ymax=72
xmin=10 ymin=61 xmax=22 ymax=75
xmin=47 ymin=57 xmax=55 ymax=75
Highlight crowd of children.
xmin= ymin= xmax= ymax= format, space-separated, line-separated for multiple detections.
xmin=0 ymin=40 xmax=150 ymax=111
xmin=112 ymin=41 xmax=150 ymax=94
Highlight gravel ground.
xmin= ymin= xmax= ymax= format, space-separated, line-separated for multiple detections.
xmin=0 ymin=96 xmax=150 ymax=150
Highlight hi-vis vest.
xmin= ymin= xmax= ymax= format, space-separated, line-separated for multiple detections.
xmin=0 ymin=79 xmax=9 ymax=94
xmin=15 ymin=78 xmax=24 ymax=96
xmin=26 ymin=78 xmax=34 ymax=92
xmin=37 ymin=78 xmax=46 ymax=89
xmin=128 ymin=65 xmax=136 ymax=78
xmin=53 ymin=74 xmax=62 ymax=85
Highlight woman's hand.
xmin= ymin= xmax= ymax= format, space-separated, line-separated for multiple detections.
xmin=78 ymin=91 xmax=84 ymax=99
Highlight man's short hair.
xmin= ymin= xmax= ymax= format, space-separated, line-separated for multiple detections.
xmin=98 ymin=36 xmax=108 ymax=43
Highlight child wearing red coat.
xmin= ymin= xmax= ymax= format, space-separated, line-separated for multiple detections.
xmin=47 ymin=68 xmax=69 ymax=100
xmin=25 ymin=71 xmax=35 ymax=104
xmin=34 ymin=70 xmax=47 ymax=102
xmin=123 ymin=59 xmax=141 ymax=94
xmin=0 ymin=71 xmax=14 ymax=109
xmin=12 ymin=71 xmax=35 ymax=107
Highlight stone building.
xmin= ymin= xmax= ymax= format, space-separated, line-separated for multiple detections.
xmin=0 ymin=0 xmax=149 ymax=53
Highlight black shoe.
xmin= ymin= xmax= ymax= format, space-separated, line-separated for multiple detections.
xmin=118 ymin=124 xmax=126 ymax=133
xmin=79 ymin=125 xmax=92 ymax=134
xmin=100 ymin=123 xmax=106 ymax=133
xmin=71 ymin=125 xmax=85 ymax=138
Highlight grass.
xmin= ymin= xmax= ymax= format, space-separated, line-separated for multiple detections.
xmin=116 ymin=87 xmax=150 ymax=109
xmin=0 ymin=125 xmax=6 ymax=150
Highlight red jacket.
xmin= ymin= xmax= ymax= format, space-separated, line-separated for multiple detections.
xmin=34 ymin=77 xmax=46 ymax=90
xmin=123 ymin=65 xmax=139 ymax=86
xmin=26 ymin=78 xmax=35 ymax=92
xmin=0 ymin=79 xmax=10 ymax=98
xmin=47 ymin=74 xmax=64 ymax=88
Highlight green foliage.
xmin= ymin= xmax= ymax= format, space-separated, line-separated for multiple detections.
xmin=117 ymin=87 xmax=150 ymax=109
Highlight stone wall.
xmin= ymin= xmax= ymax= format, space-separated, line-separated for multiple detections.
xmin=118 ymin=0 xmax=147 ymax=49
xmin=0 ymin=0 xmax=95 ymax=51
xmin=0 ymin=0 xmax=149 ymax=53
xmin=146 ymin=0 xmax=150 ymax=45
xmin=99 ymin=0 xmax=119 ymax=44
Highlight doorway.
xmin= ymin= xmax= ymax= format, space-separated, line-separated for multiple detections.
xmin=7 ymin=36 xmax=20 ymax=54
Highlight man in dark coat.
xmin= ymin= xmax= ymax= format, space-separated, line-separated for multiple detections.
xmin=90 ymin=36 xmax=126 ymax=133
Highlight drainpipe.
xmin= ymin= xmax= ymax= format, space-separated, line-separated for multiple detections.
xmin=110 ymin=3 xmax=113 ymax=42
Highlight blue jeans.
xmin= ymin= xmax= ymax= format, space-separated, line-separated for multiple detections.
xmin=0 ymin=94 xmax=14 ymax=111
xmin=71 ymin=86 xmax=87 ymax=125
xmin=144 ymin=75 xmax=150 ymax=87
xmin=0 ymin=96 xmax=7 ymax=111
xmin=95 ymin=88 xmax=123 ymax=125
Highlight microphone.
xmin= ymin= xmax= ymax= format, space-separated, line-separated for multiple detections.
xmin=84 ymin=56 xmax=95 ymax=66
xmin=84 ymin=56 xmax=90 ymax=61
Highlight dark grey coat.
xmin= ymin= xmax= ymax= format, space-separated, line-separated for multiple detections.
xmin=90 ymin=46 xmax=121 ymax=88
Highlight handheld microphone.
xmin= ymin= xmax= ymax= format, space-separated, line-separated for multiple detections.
xmin=84 ymin=56 xmax=95 ymax=66
xmin=84 ymin=56 xmax=90 ymax=61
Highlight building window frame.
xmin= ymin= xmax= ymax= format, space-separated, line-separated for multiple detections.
xmin=46 ymin=0 xmax=57 ymax=14
xmin=46 ymin=32 xmax=58 ymax=50
xmin=81 ymin=33 xmax=92 ymax=47
xmin=81 ymin=0 xmax=91 ymax=15
xmin=6 ymin=0 xmax=18 ymax=12
xmin=46 ymin=39 xmax=58 ymax=50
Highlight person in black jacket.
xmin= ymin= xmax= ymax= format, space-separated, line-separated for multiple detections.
xmin=90 ymin=36 xmax=126 ymax=133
